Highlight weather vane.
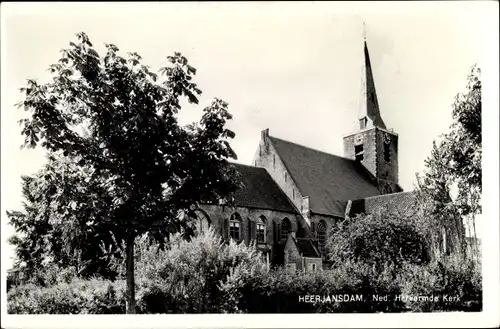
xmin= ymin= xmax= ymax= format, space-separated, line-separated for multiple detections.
xmin=363 ymin=21 xmax=366 ymax=41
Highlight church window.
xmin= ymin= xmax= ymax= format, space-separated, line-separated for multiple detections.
xmin=317 ymin=220 xmax=327 ymax=254
xmin=384 ymin=142 xmax=391 ymax=162
xmin=280 ymin=217 xmax=292 ymax=241
xmin=355 ymin=144 xmax=364 ymax=161
xmin=311 ymin=221 xmax=317 ymax=240
xmin=191 ymin=209 xmax=211 ymax=236
xmin=293 ymin=189 xmax=295 ymax=199
xmin=273 ymin=155 xmax=275 ymax=169
xmin=285 ymin=172 xmax=287 ymax=182
xmin=229 ymin=213 xmax=242 ymax=241
xmin=256 ymin=215 xmax=266 ymax=243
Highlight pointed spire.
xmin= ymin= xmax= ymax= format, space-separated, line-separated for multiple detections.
xmin=359 ymin=26 xmax=386 ymax=130
xmin=363 ymin=21 xmax=366 ymax=42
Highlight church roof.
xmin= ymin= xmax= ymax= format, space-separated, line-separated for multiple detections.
xmin=231 ymin=163 xmax=298 ymax=213
xmin=295 ymin=238 xmax=321 ymax=258
xmin=349 ymin=191 xmax=417 ymax=217
xmin=269 ymin=136 xmax=382 ymax=217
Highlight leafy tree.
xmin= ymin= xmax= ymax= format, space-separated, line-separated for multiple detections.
xmin=7 ymin=154 xmax=123 ymax=284
xmin=416 ymin=65 xmax=481 ymax=258
xmin=326 ymin=209 xmax=431 ymax=272
xmin=13 ymin=32 xmax=240 ymax=313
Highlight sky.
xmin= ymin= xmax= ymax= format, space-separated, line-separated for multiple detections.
xmin=1 ymin=2 xmax=496 ymax=270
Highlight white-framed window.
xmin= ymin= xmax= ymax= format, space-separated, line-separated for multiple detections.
xmin=256 ymin=216 xmax=266 ymax=243
xmin=317 ymin=220 xmax=327 ymax=254
xmin=229 ymin=213 xmax=242 ymax=241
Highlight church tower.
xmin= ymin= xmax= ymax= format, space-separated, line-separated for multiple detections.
xmin=343 ymin=32 xmax=400 ymax=194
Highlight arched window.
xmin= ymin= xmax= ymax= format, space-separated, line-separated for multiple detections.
xmin=280 ymin=217 xmax=292 ymax=241
xmin=193 ymin=209 xmax=211 ymax=235
xmin=256 ymin=216 xmax=266 ymax=243
xmin=317 ymin=220 xmax=327 ymax=254
xmin=229 ymin=212 xmax=242 ymax=241
xmin=187 ymin=209 xmax=211 ymax=236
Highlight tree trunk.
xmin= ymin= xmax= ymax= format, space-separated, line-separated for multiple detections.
xmin=125 ymin=235 xmax=136 ymax=314
xmin=472 ymin=215 xmax=478 ymax=260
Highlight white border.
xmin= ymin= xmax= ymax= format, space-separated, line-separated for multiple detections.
xmin=1 ymin=2 xmax=499 ymax=328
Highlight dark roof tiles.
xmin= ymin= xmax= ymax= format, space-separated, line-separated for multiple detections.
xmin=230 ymin=163 xmax=298 ymax=213
xmin=269 ymin=136 xmax=381 ymax=217
xmin=295 ymin=238 xmax=321 ymax=258
xmin=350 ymin=191 xmax=417 ymax=217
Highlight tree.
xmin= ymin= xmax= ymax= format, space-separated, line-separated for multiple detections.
xmin=326 ymin=209 xmax=431 ymax=272
xmin=416 ymin=65 xmax=481 ymax=259
xmin=13 ymin=32 xmax=240 ymax=313
xmin=7 ymin=154 xmax=124 ymax=284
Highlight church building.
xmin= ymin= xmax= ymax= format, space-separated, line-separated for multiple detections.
xmin=191 ymin=37 xmax=458 ymax=271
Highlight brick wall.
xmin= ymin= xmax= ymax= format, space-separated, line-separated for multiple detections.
xmin=343 ymin=127 xmax=399 ymax=188
xmin=253 ymin=130 xmax=305 ymax=223
xmin=284 ymin=236 xmax=303 ymax=270
xmin=303 ymin=257 xmax=323 ymax=272
xmin=375 ymin=129 xmax=399 ymax=184
xmin=343 ymin=128 xmax=377 ymax=178
xmin=198 ymin=204 xmax=301 ymax=263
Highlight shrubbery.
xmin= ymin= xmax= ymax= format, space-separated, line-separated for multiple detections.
xmin=232 ymin=260 xmax=406 ymax=313
xmin=8 ymin=278 xmax=125 ymax=314
xmin=399 ymin=255 xmax=482 ymax=312
xmin=133 ymin=229 xmax=267 ymax=313
xmin=8 ymin=230 xmax=482 ymax=314
xmin=327 ymin=211 xmax=431 ymax=271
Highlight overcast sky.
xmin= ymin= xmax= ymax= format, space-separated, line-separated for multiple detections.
xmin=1 ymin=2 xmax=497 ymax=270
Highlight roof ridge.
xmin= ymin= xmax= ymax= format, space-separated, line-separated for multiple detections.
xmin=269 ymin=136 xmax=355 ymax=162
xmin=360 ymin=191 xmax=415 ymax=201
xmin=229 ymin=162 xmax=264 ymax=169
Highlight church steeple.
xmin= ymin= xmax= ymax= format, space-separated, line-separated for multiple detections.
xmin=359 ymin=30 xmax=386 ymax=130
xmin=344 ymin=25 xmax=400 ymax=192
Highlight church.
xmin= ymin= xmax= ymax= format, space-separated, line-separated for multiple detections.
xmin=191 ymin=37 xmax=452 ymax=271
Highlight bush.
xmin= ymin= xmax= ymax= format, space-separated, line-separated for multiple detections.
xmin=134 ymin=229 xmax=267 ymax=313
xmin=327 ymin=211 xmax=431 ymax=271
xmin=7 ymin=278 xmax=125 ymax=314
xmin=233 ymin=260 xmax=406 ymax=313
xmin=399 ymin=255 xmax=482 ymax=312
xmin=8 ymin=231 xmax=481 ymax=314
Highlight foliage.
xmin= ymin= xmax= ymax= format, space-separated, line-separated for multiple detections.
xmin=8 ymin=278 xmax=125 ymax=314
xmin=416 ymin=65 xmax=481 ymax=255
xmin=133 ymin=229 xmax=267 ymax=313
xmin=12 ymin=31 xmax=240 ymax=312
xmin=400 ymin=254 xmax=482 ymax=312
xmin=326 ymin=210 xmax=431 ymax=272
xmin=7 ymin=155 xmax=123 ymax=283
xmin=7 ymin=262 xmax=78 ymax=290
xmin=233 ymin=261 xmax=406 ymax=313
xmin=8 ymin=239 xmax=482 ymax=314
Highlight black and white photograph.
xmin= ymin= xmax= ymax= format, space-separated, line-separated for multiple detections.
xmin=1 ymin=2 xmax=498 ymax=328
